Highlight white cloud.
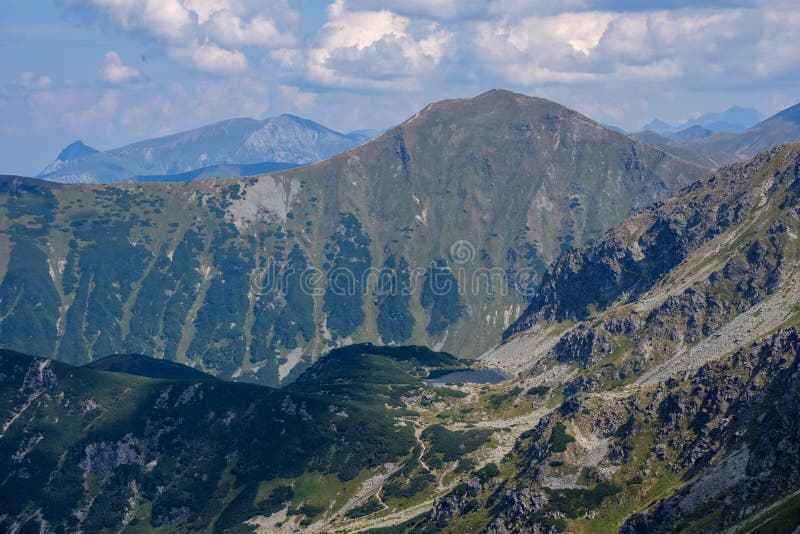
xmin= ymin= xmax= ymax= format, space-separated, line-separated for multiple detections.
xmin=279 ymin=85 xmax=318 ymax=111
xmin=62 ymin=90 xmax=121 ymax=127
xmin=62 ymin=0 xmax=299 ymax=75
xmin=171 ymin=41 xmax=248 ymax=73
xmin=103 ymin=51 xmax=141 ymax=83
xmin=346 ymin=0 xmax=486 ymax=20
xmin=305 ymin=0 xmax=452 ymax=88
xmin=470 ymin=8 xmax=775 ymax=85
xmin=85 ymin=0 xmax=193 ymax=42
xmin=204 ymin=10 xmax=296 ymax=47
xmin=17 ymin=72 xmax=53 ymax=89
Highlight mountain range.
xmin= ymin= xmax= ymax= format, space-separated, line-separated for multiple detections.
xmin=634 ymin=100 xmax=800 ymax=168
xmin=4 ymin=89 xmax=800 ymax=532
xmin=696 ymin=101 xmax=800 ymax=158
xmin=38 ymin=115 xmax=378 ymax=184
xmin=3 ymin=141 xmax=800 ymax=532
xmin=642 ymin=105 xmax=762 ymax=134
xmin=0 ymin=89 xmax=705 ymax=384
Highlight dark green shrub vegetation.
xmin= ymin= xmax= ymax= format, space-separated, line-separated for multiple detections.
xmin=550 ymin=422 xmax=576 ymax=453
xmin=189 ymin=225 xmax=254 ymax=373
xmin=421 ymin=259 xmax=465 ymax=335
xmin=455 ymin=457 xmax=477 ymax=473
xmin=489 ymin=386 xmax=523 ymax=408
xmin=267 ymin=245 xmax=316 ymax=355
xmin=346 ymin=497 xmax=384 ymax=518
xmin=420 ymin=424 xmax=493 ymax=469
xmin=256 ymin=485 xmax=295 ymax=516
xmin=475 ymin=463 xmax=500 ymax=482
xmin=376 ymin=255 xmax=415 ymax=343
xmin=0 ymin=239 xmax=61 ymax=359
xmin=546 ymin=483 xmax=621 ymax=518
xmin=528 ymin=385 xmax=550 ymax=396
xmin=435 ymin=387 xmax=468 ymax=399
xmin=382 ymin=471 xmax=436 ymax=501
xmin=323 ymin=213 xmax=371 ymax=337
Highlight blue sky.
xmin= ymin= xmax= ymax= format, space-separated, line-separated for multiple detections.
xmin=1 ymin=0 xmax=799 ymax=175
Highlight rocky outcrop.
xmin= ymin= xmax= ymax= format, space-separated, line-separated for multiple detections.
xmin=547 ymin=325 xmax=615 ymax=367
xmin=506 ymin=145 xmax=794 ymax=337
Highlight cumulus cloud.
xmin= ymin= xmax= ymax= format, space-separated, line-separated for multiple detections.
xmin=16 ymin=0 xmax=795 ymax=152
xmin=80 ymin=0 xmax=193 ymax=42
xmin=103 ymin=51 xmax=141 ymax=83
xmin=62 ymin=90 xmax=121 ymax=127
xmin=204 ymin=10 xmax=297 ymax=47
xmin=60 ymin=0 xmax=298 ymax=73
xmin=279 ymin=85 xmax=318 ymax=111
xmin=17 ymin=72 xmax=53 ymax=89
xmin=304 ymin=0 xmax=453 ymax=89
xmin=470 ymin=7 xmax=784 ymax=85
xmin=170 ymin=41 xmax=249 ymax=73
xmin=346 ymin=0 xmax=486 ymax=20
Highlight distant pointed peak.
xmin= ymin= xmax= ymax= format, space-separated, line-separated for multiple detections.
xmin=56 ymin=140 xmax=98 ymax=162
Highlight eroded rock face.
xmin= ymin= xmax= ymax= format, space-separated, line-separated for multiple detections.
xmin=20 ymin=359 xmax=57 ymax=397
xmin=80 ymin=434 xmax=143 ymax=476
xmin=430 ymin=476 xmax=487 ymax=522
xmin=548 ymin=325 xmax=615 ymax=367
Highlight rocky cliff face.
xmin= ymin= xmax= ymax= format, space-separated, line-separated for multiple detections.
xmin=0 ymin=90 xmax=705 ymax=384
xmin=467 ymin=327 xmax=800 ymax=533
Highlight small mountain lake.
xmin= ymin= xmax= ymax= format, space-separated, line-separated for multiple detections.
xmin=424 ymin=368 xmax=507 ymax=386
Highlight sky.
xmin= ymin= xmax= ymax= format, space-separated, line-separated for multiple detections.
xmin=1 ymin=0 xmax=799 ymax=176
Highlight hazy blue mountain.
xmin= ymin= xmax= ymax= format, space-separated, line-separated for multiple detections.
xmin=37 ymin=115 xmax=378 ymax=184
xmin=346 ymin=128 xmax=385 ymax=142
xmin=642 ymin=106 xmax=762 ymax=135
xmin=38 ymin=140 xmax=98 ymax=175
xmin=677 ymin=105 xmax=761 ymax=132
xmin=698 ymin=101 xmax=800 ymax=157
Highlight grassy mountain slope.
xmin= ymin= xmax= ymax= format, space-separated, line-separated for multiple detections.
xmin=0 ymin=90 xmax=706 ymax=384
xmin=0 ymin=344 xmax=476 ymax=532
xmin=84 ymin=353 xmax=218 ymax=381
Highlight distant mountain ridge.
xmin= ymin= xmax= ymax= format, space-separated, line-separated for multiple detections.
xmin=697 ymin=101 xmax=800 ymax=157
xmin=642 ymin=106 xmax=762 ymax=134
xmin=38 ymin=114 xmax=378 ymax=184
xmin=633 ymin=100 xmax=800 ymax=168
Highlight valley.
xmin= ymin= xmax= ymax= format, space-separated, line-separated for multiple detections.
xmin=3 ymin=93 xmax=800 ymax=533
